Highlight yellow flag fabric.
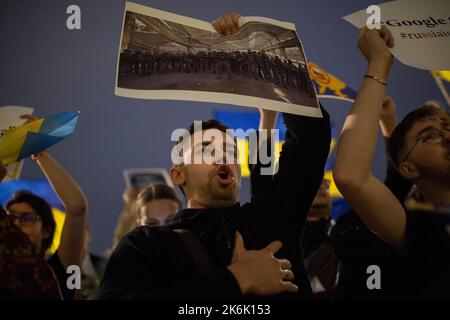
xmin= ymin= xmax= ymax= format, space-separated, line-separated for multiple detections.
xmin=432 ymin=70 xmax=450 ymax=82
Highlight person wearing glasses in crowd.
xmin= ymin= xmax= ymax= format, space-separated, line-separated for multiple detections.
xmin=3 ymin=114 xmax=88 ymax=299
xmin=333 ymin=25 xmax=450 ymax=298
xmin=249 ymin=94 xmax=432 ymax=299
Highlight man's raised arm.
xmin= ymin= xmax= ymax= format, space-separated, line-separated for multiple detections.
xmin=333 ymin=27 xmax=406 ymax=252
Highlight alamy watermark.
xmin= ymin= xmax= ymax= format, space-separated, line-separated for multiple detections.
xmin=170 ymin=121 xmax=279 ymax=175
xmin=366 ymin=5 xmax=381 ymax=30
xmin=66 ymin=5 xmax=81 ymax=30
xmin=366 ymin=264 xmax=381 ymax=290
xmin=66 ymin=265 xmax=81 ymax=290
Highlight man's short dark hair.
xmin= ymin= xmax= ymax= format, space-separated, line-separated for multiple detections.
xmin=388 ymin=105 xmax=441 ymax=167
xmin=177 ymin=119 xmax=230 ymax=144
xmin=189 ymin=119 xmax=229 ymax=134
xmin=174 ymin=119 xmax=232 ymax=155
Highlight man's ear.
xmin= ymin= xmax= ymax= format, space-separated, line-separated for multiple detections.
xmin=170 ymin=165 xmax=186 ymax=187
xmin=399 ymin=161 xmax=420 ymax=180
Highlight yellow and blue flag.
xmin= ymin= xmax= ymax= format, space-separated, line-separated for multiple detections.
xmin=308 ymin=62 xmax=357 ymax=103
xmin=0 ymin=112 xmax=80 ymax=165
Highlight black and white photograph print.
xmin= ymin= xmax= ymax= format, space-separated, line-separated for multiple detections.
xmin=115 ymin=2 xmax=321 ymax=117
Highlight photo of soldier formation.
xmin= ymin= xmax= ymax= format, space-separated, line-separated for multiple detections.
xmin=117 ymin=12 xmax=318 ymax=107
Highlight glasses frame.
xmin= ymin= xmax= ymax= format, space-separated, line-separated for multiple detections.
xmin=6 ymin=210 xmax=42 ymax=226
xmin=401 ymin=128 xmax=447 ymax=164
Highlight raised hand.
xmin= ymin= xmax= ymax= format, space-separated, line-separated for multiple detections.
xmin=20 ymin=114 xmax=39 ymax=124
xmin=211 ymin=13 xmax=241 ymax=35
xmin=358 ymin=26 xmax=394 ymax=80
xmin=358 ymin=25 xmax=394 ymax=62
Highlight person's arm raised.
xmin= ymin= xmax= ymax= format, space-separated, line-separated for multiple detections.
xmin=333 ymin=27 xmax=407 ymax=252
xmin=34 ymin=151 xmax=87 ymax=266
xmin=21 ymin=114 xmax=88 ymax=267
xmin=248 ymin=109 xmax=278 ymax=196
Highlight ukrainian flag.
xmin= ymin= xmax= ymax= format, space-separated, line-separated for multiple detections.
xmin=0 ymin=112 xmax=80 ymax=165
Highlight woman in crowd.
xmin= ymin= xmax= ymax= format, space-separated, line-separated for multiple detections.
xmin=4 ymin=114 xmax=88 ymax=299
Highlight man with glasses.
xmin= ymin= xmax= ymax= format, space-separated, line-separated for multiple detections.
xmin=397 ymin=115 xmax=449 ymax=166
xmin=334 ymin=25 xmax=450 ymax=298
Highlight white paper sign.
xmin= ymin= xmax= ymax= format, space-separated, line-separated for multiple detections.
xmin=115 ymin=2 xmax=322 ymax=117
xmin=343 ymin=0 xmax=450 ymax=70
xmin=123 ymin=167 xmax=174 ymax=189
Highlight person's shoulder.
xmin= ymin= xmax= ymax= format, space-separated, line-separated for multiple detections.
xmin=114 ymin=226 xmax=178 ymax=253
xmin=331 ymin=210 xmax=392 ymax=256
xmin=47 ymin=251 xmax=61 ymax=265
xmin=403 ymin=210 xmax=450 ymax=259
xmin=123 ymin=225 xmax=173 ymax=241
xmin=404 ymin=211 xmax=450 ymax=283
xmin=406 ymin=210 xmax=446 ymax=232
xmin=47 ymin=251 xmax=68 ymax=274
xmin=405 ymin=210 xmax=450 ymax=241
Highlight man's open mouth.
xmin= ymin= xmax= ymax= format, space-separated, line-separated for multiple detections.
xmin=215 ymin=165 xmax=234 ymax=185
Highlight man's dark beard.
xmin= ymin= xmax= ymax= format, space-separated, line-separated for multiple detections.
xmin=201 ymin=178 xmax=239 ymax=207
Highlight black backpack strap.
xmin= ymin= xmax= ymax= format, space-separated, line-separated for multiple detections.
xmin=174 ymin=229 xmax=215 ymax=275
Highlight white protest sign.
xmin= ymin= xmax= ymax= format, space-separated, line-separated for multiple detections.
xmin=115 ymin=2 xmax=322 ymax=117
xmin=343 ymin=0 xmax=450 ymax=70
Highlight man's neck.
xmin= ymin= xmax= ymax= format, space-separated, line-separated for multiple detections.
xmin=418 ymin=182 xmax=450 ymax=207
xmin=187 ymin=198 xmax=238 ymax=209
xmin=187 ymin=199 xmax=208 ymax=209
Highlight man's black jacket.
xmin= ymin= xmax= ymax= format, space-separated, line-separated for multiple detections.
xmin=98 ymin=107 xmax=331 ymax=300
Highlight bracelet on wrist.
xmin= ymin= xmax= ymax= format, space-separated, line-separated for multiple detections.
xmin=364 ymin=74 xmax=388 ymax=86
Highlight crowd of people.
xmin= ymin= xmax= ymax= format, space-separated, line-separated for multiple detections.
xmin=119 ymin=49 xmax=314 ymax=94
xmin=1 ymin=13 xmax=449 ymax=300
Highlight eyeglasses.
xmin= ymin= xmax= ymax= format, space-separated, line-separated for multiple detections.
xmin=6 ymin=210 xmax=42 ymax=226
xmin=401 ymin=127 xmax=449 ymax=164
